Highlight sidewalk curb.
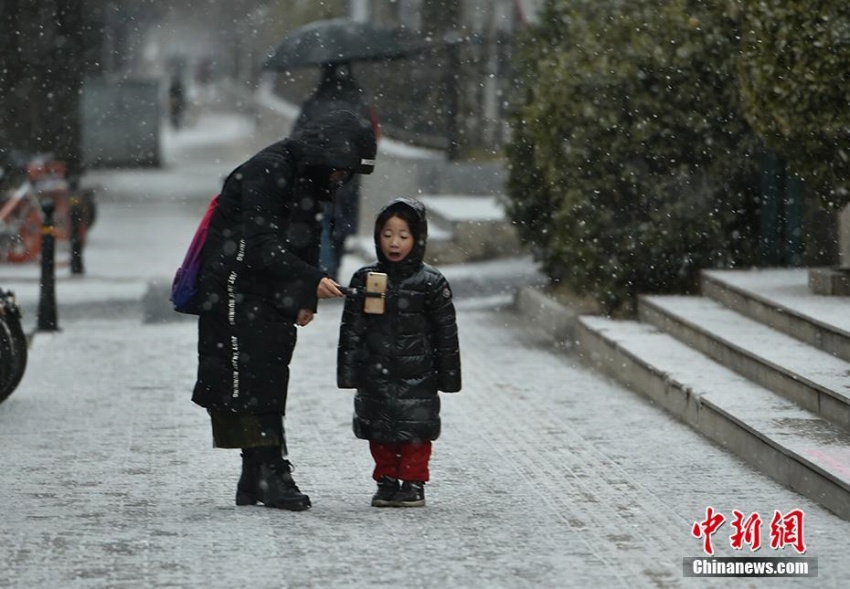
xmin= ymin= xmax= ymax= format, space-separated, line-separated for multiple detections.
xmin=513 ymin=285 xmax=581 ymax=344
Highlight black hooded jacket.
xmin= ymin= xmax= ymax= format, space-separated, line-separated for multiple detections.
xmin=337 ymin=198 xmax=462 ymax=443
xmin=192 ymin=109 xmax=376 ymax=415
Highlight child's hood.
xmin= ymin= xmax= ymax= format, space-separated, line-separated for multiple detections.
xmin=373 ymin=197 xmax=428 ymax=271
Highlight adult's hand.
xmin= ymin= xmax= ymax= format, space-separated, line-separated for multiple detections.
xmin=317 ymin=277 xmax=345 ymax=299
xmin=296 ymin=309 xmax=314 ymax=327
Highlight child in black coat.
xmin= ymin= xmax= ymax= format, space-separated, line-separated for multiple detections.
xmin=337 ymin=197 xmax=462 ymax=507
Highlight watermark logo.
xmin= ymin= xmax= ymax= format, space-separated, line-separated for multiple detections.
xmin=683 ymin=557 xmax=817 ymax=577
xmin=691 ymin=506 xmax=806 ymax=555
xmin=686 ymin=507 xmax=816 ymax=578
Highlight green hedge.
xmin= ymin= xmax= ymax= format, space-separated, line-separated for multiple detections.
xmin=738 ymin=0 xmax=850 ymax=209
xmin=506 ymin=0 xmax=761 ymax=314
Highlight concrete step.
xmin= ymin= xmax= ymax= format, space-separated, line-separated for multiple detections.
xmin=576 ymin=315 xmax=850 ymax=520
xmin=701 ymin=268 xmax=850 ymax=362
xmin=809 ymin=266 xmax=850 ymax=296
xmin=417 ymin=194 xmax=523 ymax=265
xmin=638 ymin=294 xmax=850 ymax=432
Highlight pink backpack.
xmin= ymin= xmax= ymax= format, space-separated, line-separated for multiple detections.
xmin=170 ymin=194 xmax=219 ymax=314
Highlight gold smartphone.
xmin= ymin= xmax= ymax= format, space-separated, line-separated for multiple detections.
xmin=364 ymin=272 xmax=387 ymax=314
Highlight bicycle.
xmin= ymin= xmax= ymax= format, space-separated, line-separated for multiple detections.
xmin=0 ymin=155 xmax=43 ymax=263
xmin=0 ymin=182 xmax=43 ymax=263
xmin=0 ymin=152 xmax=96 ymax=264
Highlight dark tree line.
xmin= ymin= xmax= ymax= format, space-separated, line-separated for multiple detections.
xmin=0 ymin=0 xmax=109 ymax=176
xmin=0 ymin=0 xmax=235 ymax=176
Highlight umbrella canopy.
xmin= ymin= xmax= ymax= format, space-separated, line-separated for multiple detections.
xmin=264 ymin=18 xmax=430 ymax=71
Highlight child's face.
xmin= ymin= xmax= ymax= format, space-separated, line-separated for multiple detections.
xmin=379 ymin=215 xmax=414 ymax=262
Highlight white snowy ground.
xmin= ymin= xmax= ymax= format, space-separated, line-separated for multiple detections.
xmin=1 ymin=97 xmax=850 ymax=588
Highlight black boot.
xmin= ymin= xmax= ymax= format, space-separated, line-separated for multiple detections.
xmin=239 ymin=447 xmax=311 ymax=511
xmin=371 ymin=476 xmax=399 ymax=508
xmin=393 ymin=481 xmax=425 ymax=507
xmin=257 ymin=459 xmax=312 ymax=511
xmin=235 ymin=451 xmax=260 ymax=506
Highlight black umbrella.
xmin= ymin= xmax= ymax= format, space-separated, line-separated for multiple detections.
xmin=264 ymin=18 xmax=430 ymax=71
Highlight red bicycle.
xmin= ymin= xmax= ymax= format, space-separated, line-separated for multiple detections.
xmin=0 ymin=163 xmax=42 ymax=263
xmin=0 ymin=153 xmax=95 ymax=264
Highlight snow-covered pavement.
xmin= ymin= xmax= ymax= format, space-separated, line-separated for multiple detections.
xmin=2 ymin=102 xmax=849 ymax=588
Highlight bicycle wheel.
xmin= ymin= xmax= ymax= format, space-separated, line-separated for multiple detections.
xmin=3 ymin=311 xmax=27 ymax=396
xmin=0 ymin=317 xmax=16 ymax=404
xmin=0 ymin=292 xmax=27 ymax=404
xmin=82 ymin=189 xmax=97 ymax=230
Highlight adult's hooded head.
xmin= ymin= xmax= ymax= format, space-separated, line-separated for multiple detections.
xmin=290 ymin=109 xmax=377 ymax=176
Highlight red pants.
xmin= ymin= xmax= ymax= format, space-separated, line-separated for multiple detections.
xmin=370 ymin=441 xmax=432 ymax=482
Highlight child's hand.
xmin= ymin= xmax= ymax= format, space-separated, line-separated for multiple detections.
xmin=317 ymin=277 xmax=345 ymax=299
xmin=296 ymin=309 xmax=314 ymax=326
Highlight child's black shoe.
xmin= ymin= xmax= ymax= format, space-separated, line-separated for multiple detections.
xmin=371 ymin=476 xmax=399 ymax=507
xmin=393 ymin=481 xmax=425 ymax=507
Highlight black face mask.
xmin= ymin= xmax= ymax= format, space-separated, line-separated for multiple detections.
xmin=299 ymin=165 xmax=336 ymax=201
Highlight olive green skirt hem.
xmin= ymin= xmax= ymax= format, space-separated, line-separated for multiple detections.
xmin=208 ymin=410 xmax=284 ymax=449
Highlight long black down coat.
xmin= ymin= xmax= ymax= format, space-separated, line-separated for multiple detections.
xmin=337 ymin=198 xmax=462 ymax=443
xmin=192 ymin=110 xmax=376 ymax=415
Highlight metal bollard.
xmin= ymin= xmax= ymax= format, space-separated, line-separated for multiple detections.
xmin=69 ymin=194 xmax=84 ymax=274
xmin=37 ymin=198 xmax=59 ymax=332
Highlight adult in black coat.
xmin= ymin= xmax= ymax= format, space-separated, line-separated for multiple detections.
xmin=337 ymin=198 xmax=461 ymax=507
xmin=192 ymin=109 xmax=377 ymax=510
xmin=293 ymin=62 xmax=380 ymax=280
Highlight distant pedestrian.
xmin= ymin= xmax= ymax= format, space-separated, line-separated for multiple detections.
xmin=293 ymin=62 xmax=380 ymax=281
xmin=168 ymin=73 xmax=186 ymax=129
xmin=192 ymin=109 xmax=377 ymax=511
xmin=337 ymin=197 xmax=462 ymax=507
